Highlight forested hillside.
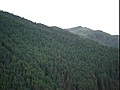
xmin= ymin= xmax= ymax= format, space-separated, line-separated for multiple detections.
xmin=0 ymin=11 xmax=119 ymax=90
xmin=66 ymin=26 xmax=119 ymax=48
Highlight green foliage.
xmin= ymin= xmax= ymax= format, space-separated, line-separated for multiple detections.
xmin=0 ymin=11 xmax=119 ymax=90
xmin=66 ymin=26 xmax=119 ymax=48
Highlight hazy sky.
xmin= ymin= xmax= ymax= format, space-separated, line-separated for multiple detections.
xmin=0 ymin=0 xmax=119 ymax=35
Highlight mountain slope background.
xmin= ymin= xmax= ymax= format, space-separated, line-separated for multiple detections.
xmin=66 ymin=26 xmax=119 ymax=48
xmin=0 ymin=11 xmax=119 ymax=90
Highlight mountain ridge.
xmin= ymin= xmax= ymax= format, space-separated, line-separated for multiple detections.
xmin=65 ymin=26 xmax=119 ymax=48
xmin=0 ymin=10 xmax=119 ymax=90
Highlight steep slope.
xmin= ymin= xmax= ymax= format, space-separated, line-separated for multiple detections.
xmin=66 ymin=26 xmax=119 ymax=48
xmin=0 ymin=11 xmax=119 ymax=90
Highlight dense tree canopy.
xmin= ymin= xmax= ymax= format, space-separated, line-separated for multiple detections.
xmin=0 ymin=11 xmax=119 ymax=90
xmin=66 ymin=26 xmax=119 ymax=48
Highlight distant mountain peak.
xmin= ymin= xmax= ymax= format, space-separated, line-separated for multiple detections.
xmin=66 ymin=26 xmax=119 ymax=48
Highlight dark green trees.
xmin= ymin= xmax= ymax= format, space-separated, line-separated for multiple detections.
xmin=0 ymin=11 xmax=119 ymax=90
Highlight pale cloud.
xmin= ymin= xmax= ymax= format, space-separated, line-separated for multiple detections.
xmin=0 ymin=0 xmax=119 ymax=35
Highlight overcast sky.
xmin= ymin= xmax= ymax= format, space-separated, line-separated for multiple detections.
xmin=0 ymin=0 xmax=119 ymax=35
